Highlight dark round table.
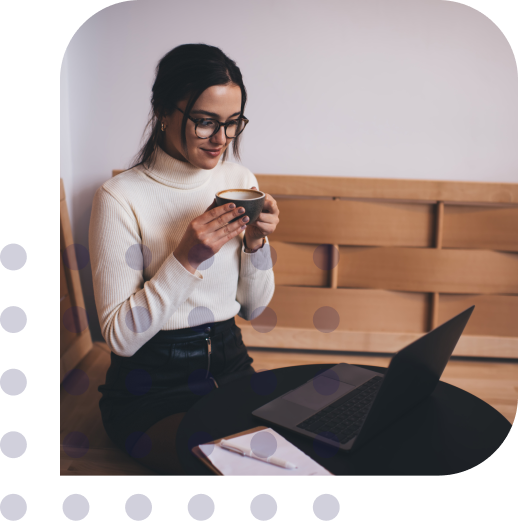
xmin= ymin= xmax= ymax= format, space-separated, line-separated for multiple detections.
xmin=176 ymin=364 xmax=512 ymax=475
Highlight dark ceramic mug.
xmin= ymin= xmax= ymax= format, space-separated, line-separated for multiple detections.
xmin=215 ymin=189 xmax=266 ymax=224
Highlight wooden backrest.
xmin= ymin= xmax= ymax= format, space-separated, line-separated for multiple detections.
xmin=112 ymin=169 xmax=518 ymax=358
xmin=60 ymin=179 xmax=93 ymax=381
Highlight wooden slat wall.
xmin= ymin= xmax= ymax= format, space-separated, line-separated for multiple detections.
xmin=269 ymin=199 xmax=435 ymax=247
xmin=247 ymin=286 xmax=429 ymax=333
xmin=112 ymin=169 xmax=518 ymax=358
xmin=271 ymin=241 xmax=518 ymax=294
xmin=336 ymin=247 xmax=518 ymax=294
xmin=443 ymin=205 xmax=518 ymax=252
xmin=438 ymin=295 xmax=518 ymax=338
xmin=254 ymin=175 xmax=518 ymax=204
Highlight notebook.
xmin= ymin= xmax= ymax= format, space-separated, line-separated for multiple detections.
xmin=194 ymin=426 xmax=333 ymax=476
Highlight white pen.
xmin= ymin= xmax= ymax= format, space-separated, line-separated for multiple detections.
xmin=219 ymin=439 xmax=298 ymax=469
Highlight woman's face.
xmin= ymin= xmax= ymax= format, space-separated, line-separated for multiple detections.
xmin=161 ymin=83 xmax=242 ymax=170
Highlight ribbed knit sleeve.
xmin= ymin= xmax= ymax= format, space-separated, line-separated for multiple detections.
xmin=236 ymin=237 xmax=275 ymax=320
xmin=89 ymin=186 xmax=203 ymax=357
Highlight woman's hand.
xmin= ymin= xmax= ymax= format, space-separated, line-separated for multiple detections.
xmin=174 ymin=200 xmax=250 ymax=274
xmin=244 ymin=186 xmax=280 ymax=250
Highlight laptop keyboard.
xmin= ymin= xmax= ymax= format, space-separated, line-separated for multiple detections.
xmin=296 ymin=376 xmax=383 ymax=445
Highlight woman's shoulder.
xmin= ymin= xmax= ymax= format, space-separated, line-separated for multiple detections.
xmin=93 ymin=165 xmax=147 ymax=210
xmin=96 ymin=165 xmax=146 ymax=197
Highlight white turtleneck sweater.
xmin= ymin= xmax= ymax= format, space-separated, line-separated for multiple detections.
xmin=88 ymin=146 xmax=275 ymax=357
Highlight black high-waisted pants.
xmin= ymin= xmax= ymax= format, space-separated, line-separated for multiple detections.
xmin=98 ymin=317 xmax=255 ymax=455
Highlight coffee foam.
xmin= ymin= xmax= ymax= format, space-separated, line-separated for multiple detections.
xmin=218 ymin=190 xmax=263 ymax=200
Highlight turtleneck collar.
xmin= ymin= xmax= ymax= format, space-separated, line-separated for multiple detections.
xmin=142 ymin=146 xmax=216 ymax=190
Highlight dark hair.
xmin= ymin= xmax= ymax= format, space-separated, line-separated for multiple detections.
xmin=132 ymin=43 xmax=247 ymax=168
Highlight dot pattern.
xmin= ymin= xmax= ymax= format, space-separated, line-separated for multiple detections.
xmin=0 ymin=306 xmax=27 ymax=333
xmin=0 ymin=244 xmax=27 ymax=270
xmin=0 ymin=228 xmax=351 ymax=515
xmin=313 ymin=244 xmax=340 ymax=270
xmin=62 ymin=244 xmax=90 ymax=270
xmin=251 ymin=243 xmax=277 ymax=270
xmin=251 ymin=431 xmax=278 ymax=458
xmin=251 ymin=306 xmax=277 ymax=333
xmin=313 ymin=306 xmax=340 ymax=333
xmin=125 ymin=244 xmax=152 ymax=271
xmin=125 ymin=306 xmax=152 ymax=333
xmin=62 ymin=306 xmax=89 ymax=334
xmin=188 ymin=244 xmax=215 ymax=271
xmin=62 ymin=236 xmax=344 ymax=509
xmin=0 ymin=243 xmax=27 ymax=521
xmin=188 ymin=306 xmax=215 ymax=333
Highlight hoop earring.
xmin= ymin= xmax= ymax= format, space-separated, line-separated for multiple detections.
xmin=161 ymin=122 xmax=166 ymax=131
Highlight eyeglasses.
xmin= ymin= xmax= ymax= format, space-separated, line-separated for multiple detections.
xmin=175 ymin=107 xmax=249 ymax=139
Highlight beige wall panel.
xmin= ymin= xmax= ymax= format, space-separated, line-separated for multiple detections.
xmin=443 ymin=205 xmax=518 ymax=252
xmin=439 ymin=294 xmax=518 ymax=338
xmin=237 ymin=286 xmax=428 ymax=333
xmin=269 ymin=199 xmax=434 ymax=247
xmin=337 ymin=247 xmax=518 ymax=294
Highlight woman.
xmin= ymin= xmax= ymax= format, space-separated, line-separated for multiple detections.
xmin=89 ymin=43 xmax=279 ymax=474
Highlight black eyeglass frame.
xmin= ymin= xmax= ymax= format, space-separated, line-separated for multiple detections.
xmin=175 ymin=107 xmax=249 ymax=139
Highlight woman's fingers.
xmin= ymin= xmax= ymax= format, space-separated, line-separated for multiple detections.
xmin=214 ymin=220 xmax=248 ymax=248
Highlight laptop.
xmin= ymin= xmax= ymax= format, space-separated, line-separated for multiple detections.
xmin=252 ymin=306 xmax=475 ymax=452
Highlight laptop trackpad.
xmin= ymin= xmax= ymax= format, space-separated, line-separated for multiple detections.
xmin=282 ymin=377 xmax=356 ymax=411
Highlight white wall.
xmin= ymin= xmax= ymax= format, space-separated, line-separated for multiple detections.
xmin=60 ymin=52 xmax=73 ymax=225
xmin=61 ymin=0 xmax=518 ymax=342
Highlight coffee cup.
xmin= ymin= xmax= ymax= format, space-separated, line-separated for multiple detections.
xmin=215 ymin=189 xmax=265 ymax=224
